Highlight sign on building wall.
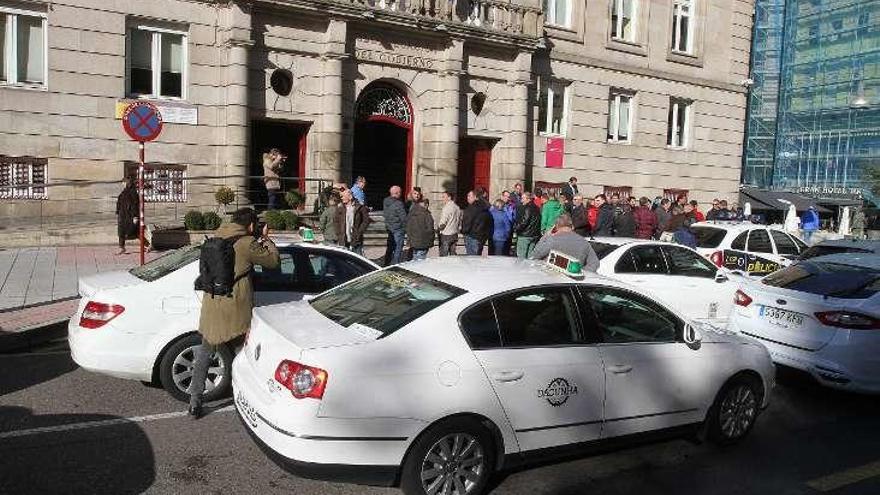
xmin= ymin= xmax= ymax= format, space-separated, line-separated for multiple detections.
xmin=546 ymin=137 xmax=564 ymax=168
xmin=115 ymin=100 xmax=198 ymax=125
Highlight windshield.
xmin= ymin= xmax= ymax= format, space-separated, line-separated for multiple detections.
xmin=129 ymin=245 xmax=201 ymax=282
xmin=691 ymin=226 xmax=727 ymax=248
xmin=763 ymin=261 xmax=880 ymax=299
xmin=309 ymin=267 xmax=467 ymax=337
xmin=589 ymin=241 xmax=617 ymax=260
xmin=799 ymin=245 xmax=871 ymax=260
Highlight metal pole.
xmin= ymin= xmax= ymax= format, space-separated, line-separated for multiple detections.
xmin=139 ymin=141 xmax=145 ymax=266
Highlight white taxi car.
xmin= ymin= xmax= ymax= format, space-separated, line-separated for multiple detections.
xmin=728 ymin=253 xmax=880 ymax=393
xmin=68 ymin=239 xmax=379 ymax=402
xmin=233 ymin=257 xmax=774 ymax=495
xmin=691 ymin=221 xmax=808 ymax=277
xmin=589 ymin=238 xmax=746 ymax=323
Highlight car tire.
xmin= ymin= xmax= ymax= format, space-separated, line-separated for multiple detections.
xmin=400 ymin=417 xmax=495 ymax=495
xmin=158 ymin=333 xmax=233 ymax=403
xmin=707 ymin=375 xmax=762 ymax=446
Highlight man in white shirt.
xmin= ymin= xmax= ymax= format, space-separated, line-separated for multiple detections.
xmin=437 ymin=191 xmax=463 ymax=256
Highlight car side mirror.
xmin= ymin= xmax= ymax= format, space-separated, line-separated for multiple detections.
xmin=715 ymin=272 xmax=729 ymax=283
xmin=302 ymin=294 xmax=317 ymax=302
xmin=683 ymin=324 xmax=703 ymax=350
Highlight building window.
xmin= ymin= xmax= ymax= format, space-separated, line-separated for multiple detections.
xmin=663 ymin=188 xmax=688 ymax=201
xmin=544 ymin=0 xmax=571 ymax=28
xmin=0 ymin=156 xmax=47 ymax=200
xmin=125 ymin=163 xmax=187 ymax=202
xmin=670 ymin=0 xmax=694 ymax=54
xmin=0 ymin=8 xmax=47 ymax=87
xmin=611 ymin=0 xmax=637 ymax=42
xmin=603 ymin=185 xmax=632 ymax=200
xmin=608 ymin=90 xmax=634 ymax=143
xmin=666 ymin=98 xmax=691 ymax=148
xmin=127 ymin=25 xmax=187 ymax=99
xmin=538 ymin=81 xmax=568 ymax=136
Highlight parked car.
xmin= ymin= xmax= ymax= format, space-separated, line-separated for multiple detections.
xmin=798 ymin=239 xmax=880 ymax=261
xmin=68 ymin=239 xmax=380 ymax=402
xmin=728 ymin=253 xmax=880 ymax=393
xmin=589 ymin=238 xmax=746 ymax=323
xmin=234 ymin=257 xmax=774 ymax=495
xmin=690 ymin=221 xmax=809 ymax=277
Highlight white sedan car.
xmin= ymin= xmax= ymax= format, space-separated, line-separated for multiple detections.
xmin=589 ymin=238 xmax=745 ymax=323
xmin=233 ymin=257 xmax=774 ymax=495
xmin=68 ymin=239 xmax=379 ymax=402
xmin=728 ymin=253 xmax=880 ymax=393
xmin=691 ymin=222 xmax=808 ymax=277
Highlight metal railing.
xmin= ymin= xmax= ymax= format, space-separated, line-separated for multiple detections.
xmin=345 ymin=0 xmax=543 ymax=36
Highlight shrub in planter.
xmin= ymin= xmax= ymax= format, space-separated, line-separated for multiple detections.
xmin=281 ymin=211 xmax=299 ymax=231
xmin=202 ymin=211 xmax=222 ymax=230
xmin=215 ymin=186 xmax=235 ymax=206
xmin=285 ymin=189 xmax=305 ymax=210
xmin=183 ymin=210 xmax=205 ymax=231
xmin=264 ymin=209 xmax=286 ymax=231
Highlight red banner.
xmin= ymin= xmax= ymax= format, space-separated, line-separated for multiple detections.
xmin=545 ymin=137 xmax=564 ymax=168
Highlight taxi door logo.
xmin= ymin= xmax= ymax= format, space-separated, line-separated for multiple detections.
xmin=538 ymin=377 xmax=578 ymax=407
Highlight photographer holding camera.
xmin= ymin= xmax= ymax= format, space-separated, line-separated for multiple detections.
xmin=263 ymin=147 xmax=287 ymax=210
xmin=190 ymin=208 xmax=280 ymax=418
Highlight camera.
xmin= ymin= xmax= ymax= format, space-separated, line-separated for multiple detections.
xmin=254 ymin=221 xmax=266 ymax=239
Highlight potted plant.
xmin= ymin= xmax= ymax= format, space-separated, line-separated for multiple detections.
xmin=285 ymin=189 xmax=306 ymax=211
xmin=215 ymin=186 xmax=236 ymax=213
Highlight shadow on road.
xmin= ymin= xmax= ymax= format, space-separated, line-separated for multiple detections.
xmin=0 ymin=406 xmax=155 ymax=494
xmin=0 ymin=343 xmax=77 ymax=396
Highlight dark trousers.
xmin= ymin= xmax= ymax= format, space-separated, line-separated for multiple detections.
xmin=267 ymin=190 xmax=283 ymax=210
xmin=490 ymin=240 xmax=508 ymax=256
xmin=189 ymin=341 xmax=218 ymax=406
xmin=439 ymin=234 xmax=458 ymax=256
xmin=464 ymin=236 xmax=484 ymax=256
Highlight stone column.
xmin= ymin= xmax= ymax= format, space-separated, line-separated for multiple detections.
xmin=220 ymin=2 xmax=253 ymax=202
xmin=318 ymin=19 xmax=348 ymax=187
xmin=430 ymin=38 xmax=464 ymax=203
xmin=503 ymin=49 xmax=533 ymax=189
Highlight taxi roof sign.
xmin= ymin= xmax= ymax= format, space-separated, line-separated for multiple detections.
xmin=546 ymin=250 xmax=585 ymax=279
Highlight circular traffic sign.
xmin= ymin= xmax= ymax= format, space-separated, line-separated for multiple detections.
xmin=122 ymin=102 xmax=163 ymax=142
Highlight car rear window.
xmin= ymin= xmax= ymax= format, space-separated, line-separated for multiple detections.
xmin=799 ymin=245 xmax=871 ymax=260
xmin=588 ymin=241 xmax=616 ymax=260
xmin=309 ymin=267 xmax=466 ymax=337
xmin=691 ymin=226 xmax=727 ymax=248
xmin=763 ymin=261 xmax=880 ymax=299
xmin=129 ymin=244 xmax=201 ymax=282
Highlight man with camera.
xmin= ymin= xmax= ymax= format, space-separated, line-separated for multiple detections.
xmin=190 ymin=208 xmax=280 ymax=418
xmin=263 ymin=148 xmax=287 ymax=210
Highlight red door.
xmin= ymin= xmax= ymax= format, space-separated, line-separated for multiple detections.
xmin=473 ymin=144 xmax=491 ymax=197
xmin=457 ymin=138 xmax=494 ymax=207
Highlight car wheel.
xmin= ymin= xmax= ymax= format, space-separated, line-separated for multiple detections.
xmin=400 ymin=418 xmax=495 ymax=495
xmin=158 ymin=334 xmax=233 ymax=403
xmin=707 ymin=376 xmax=762 ymax=446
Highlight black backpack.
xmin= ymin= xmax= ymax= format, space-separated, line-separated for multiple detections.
xmin=194 ymin=236 xmax=249 ymax=297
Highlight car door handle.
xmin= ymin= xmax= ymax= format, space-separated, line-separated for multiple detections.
xmin=607 ymin=364 xmax=633 ymax=374
xmin=491 ymin=370 xmax=525 ymax=383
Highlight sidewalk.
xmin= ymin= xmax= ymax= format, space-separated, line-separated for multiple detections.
xmin=0 ymin=246 xmax=163 ymax=342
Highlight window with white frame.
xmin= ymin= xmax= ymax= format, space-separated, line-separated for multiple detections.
xmin=611 ymin=0 xmax=637 ymax=42
xmin=607 ymin=90 xmax=634 ymax=142
xmin=0 ymin=156 xmax=47 ymax=199
xmin=666 ymin=98 xmax=691 ymax=148
xmin=544 ymin=0 xmax=571 ymax=28
xmin=0 ymin=8 xmax=47 ymax=87
xmin=670 ymin=0 xmax=694 ymax=54
xmin=538 ymin=81 xmax=569 ymax=136
xmin=124 ymin=163 xmax=187 ymax=202
xmin=127 ymin=25 xmax=187 ymax=99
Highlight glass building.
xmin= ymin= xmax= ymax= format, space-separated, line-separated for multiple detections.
xmin=743 ymin=0 xmax=879 ymax=204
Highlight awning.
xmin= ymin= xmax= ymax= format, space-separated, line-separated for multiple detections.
xmin=739 ymin=188 xmax=831 ymax=213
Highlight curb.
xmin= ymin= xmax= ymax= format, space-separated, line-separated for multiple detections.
xmin=0 ymin=319 xmax=69 ymax=353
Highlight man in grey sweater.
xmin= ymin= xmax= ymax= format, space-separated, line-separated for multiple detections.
xmin=530 ymin=214 xmax=600 ymax=272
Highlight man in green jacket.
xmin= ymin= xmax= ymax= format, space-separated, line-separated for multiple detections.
xmin=190 ymin=208 xmax=280 ymax=418
xmin=541 ymin=192 xmax=564 ymax=233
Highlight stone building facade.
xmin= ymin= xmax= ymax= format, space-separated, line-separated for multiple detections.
xmin=0 ymin=0 xmax=751 ymax=234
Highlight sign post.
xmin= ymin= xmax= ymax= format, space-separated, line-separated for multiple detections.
xmin=122 ymin=102 xmax=163 ymax=266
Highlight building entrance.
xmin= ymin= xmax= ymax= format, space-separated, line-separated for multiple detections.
xmin=351 ymin=84 xmax=413 ymax=209
xmin=457 ymin=138 xmax=495 ymax=208
xmin=249 ymin=120 xmax=308 ymax=210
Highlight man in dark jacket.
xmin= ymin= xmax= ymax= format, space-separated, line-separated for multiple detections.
xmin=613 ymin=203 xmax=637 ymax=237
xmin=561 ymin=176 xmax=579 ymax=200
xmin=335 ymin=189 xmax=370 ymax=255
xmin=115 ymin=178 xmax=139 ymax=255
xmin=654 ymin=198 xmax=672 ymax=239
xmin=593 ymin=194 xmax=615 ymax=236
xmin=513 ymin=192 xmax=541 ymax=258
xmin=633 ymin=197 xmax=658 ymax=239
xmin=461 ymin=190 xmax=493 ymax=255
xmin=571 ymin=194 xmax=590 ymax=237
xmin=382 ymin=185 xmax=407 ymax=265
xmin=406 ymin=200 xmax=435 ymax=260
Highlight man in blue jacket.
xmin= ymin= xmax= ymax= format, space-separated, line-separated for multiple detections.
xmin=801 ymin=206 xmax=820 ymax=244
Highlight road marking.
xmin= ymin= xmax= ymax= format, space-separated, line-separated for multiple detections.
xmin=807 ymin=460 xmax=880 ymax=492
xmin=0 ymin=405 xmax=234 ymax=440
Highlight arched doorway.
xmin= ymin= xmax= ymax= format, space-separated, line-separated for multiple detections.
xmin=352 ymin=83 xmax=413 ymax=208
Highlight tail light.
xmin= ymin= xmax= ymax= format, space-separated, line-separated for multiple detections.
xmin=79 ymin=301 xmax=125 ymax=329
xmin=274 ymin=360 xmax=328 ymax=399
xmin=734 ymin=290 xmax=753 ymax=307
xmin=815 ymin=312 xmax=880 ymax=330
xmin=710 ymin=251 xmax=724 ymax=268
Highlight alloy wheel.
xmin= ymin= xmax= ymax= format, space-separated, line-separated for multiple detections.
xmin=420 ymin=433 xmax=486 ymax=495
xmin=170 ymin=345 xmax=225 ymax=395
xmin=719 ymin=384 xmax=757 ymax=439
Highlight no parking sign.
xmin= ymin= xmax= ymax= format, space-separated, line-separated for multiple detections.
xmin=121 ymin=102 xmax=164 ymax=266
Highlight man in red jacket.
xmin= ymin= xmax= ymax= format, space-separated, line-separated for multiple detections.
xmin=633 ymin=196 xmax=658 ymax=239
xmin=690 ymin=200 xmax=706 ymax=222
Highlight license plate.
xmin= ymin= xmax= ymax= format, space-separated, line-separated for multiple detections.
xmin=235 ymin=391 xmax=259 ymax=429
xmin=759 ymin=306 xmax=804 ymax=328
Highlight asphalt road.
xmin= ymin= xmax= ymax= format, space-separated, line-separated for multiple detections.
xmin=2 ymin=338 xmax=879 ymax=495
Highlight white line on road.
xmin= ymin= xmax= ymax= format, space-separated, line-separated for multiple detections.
xmin=0 ymin=405 xmax=234 ymax=440
xmin=807 ymin=460 xmax=880 ymax=492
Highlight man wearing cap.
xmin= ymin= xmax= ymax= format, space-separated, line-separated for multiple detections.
xmin=529 ymin=214 xmax=600 ymax=272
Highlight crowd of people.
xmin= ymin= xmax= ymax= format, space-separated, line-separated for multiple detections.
xmin=317 ymin=176 xmax=744 ymax=265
